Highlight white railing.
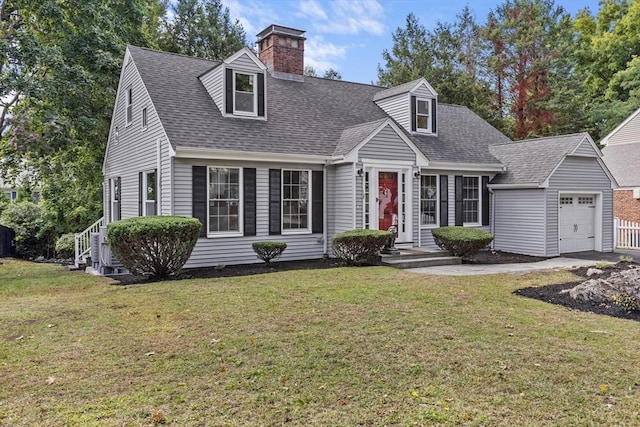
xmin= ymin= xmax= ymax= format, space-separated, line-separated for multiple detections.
xmin=614 ymin=218 xmax=640 ymax=249
xmin=75 ymin=217 xmax=105 ymax=267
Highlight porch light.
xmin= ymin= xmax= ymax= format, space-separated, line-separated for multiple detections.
xmin=356 ymin=162 xmax=364 ymax=176
xmin=413 ymin=165 xmax=421 ymax=178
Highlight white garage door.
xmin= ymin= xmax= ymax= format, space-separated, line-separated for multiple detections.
xmin=559 ymin=194 xmax=596 ymax=253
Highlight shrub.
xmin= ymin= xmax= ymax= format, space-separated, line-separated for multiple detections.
xmin=107 ymin=216 xmax=201 ymax=279
xmin=431 ymin=226 xmax=494 ymax=258
xmin=252 ymin=241 xmax=287 ymax=264
xmin=332 ymin=229 xmax=390 ymax=266
xmin=0 ymin=201 xmax=56 ymax=258
xmin=613 ymin=293 xmax=640 ymax=313
xmin=55 ymin=233 xmax=75 ymax=259
xmin=619 ymin=255 xmax=634 ymax=263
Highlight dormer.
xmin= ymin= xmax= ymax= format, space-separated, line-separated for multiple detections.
xmin=373 ymin=78 xmax=438 ymax=136
xmin=199 ymin=47 xmax=267 ymax=120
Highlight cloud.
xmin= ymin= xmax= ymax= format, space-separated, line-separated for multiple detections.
xmin=312 ymin=0 xmax=385 ymax=35
xmin=297 ymin=0 xmax=328 ymax=21
xmin=303 ymin=36 xmax=347 ymax=73
xmin=226 ymin=0 xmax=280 ymax=37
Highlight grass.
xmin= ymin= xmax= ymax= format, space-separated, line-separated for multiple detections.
xmin=1 ymin=259 xmax=640 ymax=426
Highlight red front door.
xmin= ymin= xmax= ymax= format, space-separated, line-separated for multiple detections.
xmin=378 ymin=172 xmax=398 ymax=231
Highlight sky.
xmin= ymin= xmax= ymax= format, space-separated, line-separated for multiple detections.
xmin=225 ymin=0 xmax=602 ymax=84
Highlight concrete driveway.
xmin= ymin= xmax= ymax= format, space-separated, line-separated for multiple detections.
xmin=405 ymin=250 xmax=639 ymax=276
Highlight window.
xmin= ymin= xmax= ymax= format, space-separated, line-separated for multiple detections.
xmin=234 ymin=71 xmax=256 ymax=115
xmin=208 ymin=167 xmax=241 ymax=234
xmin=33 ymin=191 xmax=40 ymax=204
xmin=110 ymin=178 xmax=121 ymax=221
xmin=126 ymin=87 xmax=133 ymax=125
xmin=463 ymin=176 xmax=479 ymax=224
xmin=142 ymin=107 xmax=147 ymax=129
xmin=416 ymin=98 xmax=430 ymax=132
xmin=420 ymin=175 xmax=438 ymax=225
xmin=143 ymin=170 xmax=156 ymax=216
xmin=282 ymin=170 xmax=309 ymax=231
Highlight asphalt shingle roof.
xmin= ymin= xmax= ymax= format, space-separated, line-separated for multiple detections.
xmin=602 ymin=143 xmax=640 ymax=187
xmin=128 ymin=45 xmax=511 ymax=165
xmin=489 ymin=133 xmax=590 ymax=185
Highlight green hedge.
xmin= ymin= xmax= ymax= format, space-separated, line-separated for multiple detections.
xmin=332 ymin=229 xmax=390 ymax=266
xmin=431 ymin=226 xmax=494 ymax=257
xmin=55 ymin=233 xmax=75 ymax=259
xmin=107 ymin=216 xmax=201 ymax=279
xmin=252 ymin=241 xmax=287 ymax=264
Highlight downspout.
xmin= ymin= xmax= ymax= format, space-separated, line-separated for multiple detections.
xmin=323 ymin=162 xmax=328 ymax=257
xmin=489 ymin=187 xmax=495 ymax=250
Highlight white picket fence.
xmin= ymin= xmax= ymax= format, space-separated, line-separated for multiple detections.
xmin=614 ymin=218 xmax=640 ymax=249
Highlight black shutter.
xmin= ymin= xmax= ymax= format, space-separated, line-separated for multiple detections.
xmin=439 ymin=175 xmax=448 ymax=226
xmin=455 ymin=175 xmax=463 ymax=226
xmin=257 ymin=72 xmax=265 ymax=117
xmin=410 ymin=95 xmax=416 ymax=131
xmin=482 ymin=175 xmax=490 ymax=226
xmin=312 ymin=170 xmax=323 ymax=234
xmin=431 ymin=98 xmax=437 ymax=133
xmin=225 ymin=68 xmax=233 ymax=114
xmin=269 ymin=169 xmax=281 ymax=235
xmin=192 ymin=166 xmax=207 ymax=237
xmin=243 ymin=168 xmax=256 ymax=236
xmin=138 ymin=172 xmax=143 ymax=216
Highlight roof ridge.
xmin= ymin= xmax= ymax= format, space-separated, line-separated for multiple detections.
xmin=127 ymin=44 xmax=220 ymax=65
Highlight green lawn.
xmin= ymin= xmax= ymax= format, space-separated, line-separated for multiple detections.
xmin=1 ymin=259 xmax=639 ymax=426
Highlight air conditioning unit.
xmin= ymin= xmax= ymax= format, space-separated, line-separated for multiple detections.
xmin=633 ymin=188 xmax=640 ymax=199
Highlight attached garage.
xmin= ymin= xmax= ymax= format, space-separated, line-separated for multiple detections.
xmin=489 ymin=133 xmax=616 ymax=257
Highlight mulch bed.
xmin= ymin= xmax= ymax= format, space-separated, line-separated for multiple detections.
xmin=515 ymin=262 xmax=640 ymax=322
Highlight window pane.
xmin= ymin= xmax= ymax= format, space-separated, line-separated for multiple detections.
xmin=462 ymin=177 xmax=479 ymax=223
xmin=420 ymin=175 xmax=438 ymax=225
xmin=208 ymin=167 xmax=241 ymax=233
xmin=417 ymin=115 xmax=428 ymax=129
xmin=146 ymin=172 xmax=156 ymax=201
xmin=235 ymin=73 xmax=253 ymax=93
xmin=417 ymin=100 xmax=429 ymax=114
xmin=282 ymin=170 xmax=309 ymax=230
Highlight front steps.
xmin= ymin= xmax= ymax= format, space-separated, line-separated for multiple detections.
xmin=380 ymin=249 xmax=461 ymax=269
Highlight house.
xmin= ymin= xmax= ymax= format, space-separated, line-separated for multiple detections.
xmin=601 ymin=108 xmax=640 ymax=223
xmin=95 ymin=24 xmax=616 ymax=272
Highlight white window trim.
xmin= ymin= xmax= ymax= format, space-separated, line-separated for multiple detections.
xmin=415 ymin=97 xmax=432 ymax=134
xmin=142 ymin=170 xmax=156 ymax=216
xmin=142 ymin=106 xmax=148 ymax=130
xmin=110 ymin=177 xmax=120 ymax=222
xmin=206 ymin=166 xmax=243 ymax=238
xmin=126 ymin=87 xmax=133 ymax=126
xmin=420 ymin=174 xmax=439 ymax=228
xmin=233 ymin=70 xmax=258 ymax=117
xmin=463 ymin=175 xmax=481 ymax=226
xmin=281 ymin=169 xmax=312 ymax=235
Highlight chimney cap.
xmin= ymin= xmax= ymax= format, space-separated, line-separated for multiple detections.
xmin=257 ymin=24 xmax=306 ymax=41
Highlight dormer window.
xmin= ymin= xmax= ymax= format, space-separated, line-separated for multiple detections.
xmin=410 ymin=95 xmax=437 ymax=135
xmin=234 ymin=71 xmax=256 ymax=115
xmin=416 ymin=99 xmax=430 ymax=132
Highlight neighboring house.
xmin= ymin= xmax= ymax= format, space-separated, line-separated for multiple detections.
xmin=601 ymin=108 xmax=640 ymax=223
xmin=97 ymin=24 xmax=616 ymax=272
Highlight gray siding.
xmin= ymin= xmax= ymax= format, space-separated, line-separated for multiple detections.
xmin=199 ymin=66 xmax=224 ymax=113
xmin=229 ymin=53 xmax=260 ymax=71
xmin=173 ymin=158 xmax=326 ymax=268
xmin=104 ymin=59 xmax=165 ymax=221
xmin=332 ymin=164 xmax=355 ymax=234
xmin=358 ymin=125 xmax=416 ymax=162
xmin=547 ymin=156 xmax=614 ymax=255
xmin=573 ymin=139 xmax=599 ymax=157
xmin=608 ymin=112 xmax=640 ymax=145
xmin=160 ymin=138 xmax=172 ymax=215
xmin=493 ymin=189 xmax=547 ymax=256
xmin=375 ymin=93 xmax=410 ymax=131
xmin=412 ymin=85 xmax=435 ymax=98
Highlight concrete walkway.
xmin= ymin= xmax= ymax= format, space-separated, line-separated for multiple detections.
xmin=406 ymin=250 xmax=640 ymax=276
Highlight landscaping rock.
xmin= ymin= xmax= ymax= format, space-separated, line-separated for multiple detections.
xmin=561 ymin=266 xmax=640 ymax=303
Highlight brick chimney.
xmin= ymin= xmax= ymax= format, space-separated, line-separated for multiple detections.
xmin=257 ymin=24 xmax=305 ymax=79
